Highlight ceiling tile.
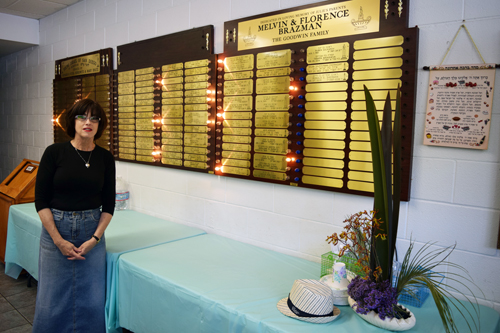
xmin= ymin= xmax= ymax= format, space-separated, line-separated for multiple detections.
xmin=44 ymin=0 xmax=80 ymax=5
xmin=9 ymin=0 xmax=66 ymax=16
xmin=0 ymin=0 xmax=18 ymax=9
xmin=0 ymin=7 xmax=44 ymax=18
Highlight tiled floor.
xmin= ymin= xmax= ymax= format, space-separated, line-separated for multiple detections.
xmin=0 ymin=263 xmax=36 ymax=333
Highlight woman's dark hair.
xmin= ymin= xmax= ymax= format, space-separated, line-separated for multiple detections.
xmin=65 ymin=99 xmax=108 ymax=140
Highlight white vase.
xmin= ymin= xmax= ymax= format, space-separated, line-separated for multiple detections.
xmin=348 ymin=296 xmax=416 ymax=331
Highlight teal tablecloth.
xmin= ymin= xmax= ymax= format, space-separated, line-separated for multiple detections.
xmin=4 ymin=202 xmax=206 ymax=333
xmin=117 ymin=234 xmax=500 ymax=333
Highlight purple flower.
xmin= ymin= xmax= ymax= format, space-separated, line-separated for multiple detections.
xmin=348 ymin=277 xmax=398 ymax=319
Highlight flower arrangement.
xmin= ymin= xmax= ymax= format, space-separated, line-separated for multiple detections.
xmin=326 ymin=87 xmax=481 ymax=332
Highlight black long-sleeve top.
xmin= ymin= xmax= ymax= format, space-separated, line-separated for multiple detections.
xmin=35 ymin=141 xmax=116 ymax=215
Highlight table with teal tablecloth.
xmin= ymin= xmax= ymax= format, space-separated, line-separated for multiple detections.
xmin=3 ymin=202 xmax=207 ymax=332
xmin=117 ymin=234 xmax=500 ymax=333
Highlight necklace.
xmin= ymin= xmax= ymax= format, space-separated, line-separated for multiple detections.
xmin=74 ymin=147 xmax=93 ymax=168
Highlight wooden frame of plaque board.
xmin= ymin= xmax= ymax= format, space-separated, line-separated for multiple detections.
xmin=114 ymin=26 xmax=216 ymax=173
xmin=53 ymin=48 xmax=114 ymax=152
xmin=216 ymin=0 xmax=418 ymax=201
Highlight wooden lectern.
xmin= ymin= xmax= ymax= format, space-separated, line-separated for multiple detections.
xmin=0 ymin=159 xmax=39 ymax=263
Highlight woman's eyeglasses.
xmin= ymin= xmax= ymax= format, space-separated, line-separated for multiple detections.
xmin=75 ymin=115 xmax=101 ymax=123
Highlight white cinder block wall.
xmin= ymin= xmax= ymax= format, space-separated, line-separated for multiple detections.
xmin=1 ymin=0 xmax=499 ymax=312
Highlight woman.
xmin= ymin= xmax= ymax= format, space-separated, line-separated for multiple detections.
xmin=33 ymin=99 xmax=115 ymax=333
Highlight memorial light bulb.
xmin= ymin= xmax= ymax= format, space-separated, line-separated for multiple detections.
xmin=289 ymin=86 xmax=295 ymax=90
xmin=217 ymin=113 xmax=222 ymax=117
xmin=207 ymin=97 xmax=211 ymax=102
xmin=215 ymin=167 xmax=220 ymax=171
xmin=291 ymin=158 xmax=296 ymax=161
xmin=286 ymin=158 xmax=291 ymax=162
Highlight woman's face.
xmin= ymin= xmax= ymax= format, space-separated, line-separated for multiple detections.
xmin=74 ymin=110 xmax=99 ymax=140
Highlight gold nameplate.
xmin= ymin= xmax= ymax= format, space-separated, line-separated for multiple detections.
xmin=96 ymin=74 xmax=109 ymax=86
xmin=306 ymin=82 xmax=348 ymax=92
xmin=351 ymin=110 xmax=387 ymax=121
xmin=350 ymin=141 xmax=371 ymax=151
xmin=185 ymin=126 xmax=207 ymax=133
xmin=119 ymin=153 xmax=135 ymax=160
xmin=256 ymin=76 xmax=290 ymax=94
xmin=224 ymin=71 xmax=253 ymax=81
xmin=95 ymin=85 xmax=109 ymax=91
xmin=136 ymin=155 xmax=154 ymax=162
xmin=255 ymin=94 xmax=289 ymax=111
xmin=257 ymin=50 xmax=291 ymax=69
xmin=162 ymin=132 xmax=183 ymax=139
xmin=118 ymin=95 xmax=135 ymax=106
xmin=137 ymin=141 xmax=155 ymax=149
xmin=224 ymin=54 xmax=254 ymax=72
xmin=223 ymin=111 xmax=252 ymax=120
xmin=185 ymin=96 xmax=207 ymax=104
xmin=162 ymin=152 xmax=183 ymax=159
xmin=162 ymin=63 xmax=183 ymax=71
xmin=84 ymin=92 xmax=95 ymax=100
xmin=184 ymin=133 xmax=208 ymax=147
xmin=136 ymin=112 xmax=154 ymax=118
xmin=253 ymin=170 xmax=287 ymax=181
xmin=185 ymin=147 xmax=207 ymax=154
xmin=352 ymin=79 xmax=402 ymax=91
xmin=162 ymin=70 xmax=183 ymax=78
xmin=223 ymin=135 xmax=252 ymax=144
xmin=254 ymin=154 xmax=287 ymax=172
xmin=351 ymin=90 xmax=397 ymax=101
xmin=136 ymin=131 xmax=154 ymax=137
xmin=222 ymin=143 xmax=251 ymax=151
xmin=185 ymin=74 xmax=209 ymax=83
xmin=163 ymin=118 xmax=183 ymax=125
xmin=162 ymin=125 xmax=183 ymax=132
xmin=162 ymin=91 xmax=184 ymax=98
xmin=118 ymin=112 xmax=134 ymax=118
xmin=353 ymin=47 xmax=403 ymax=60
xmin=184 ymin=153 xmax=207 ymax=162
xmin=348 ymin=170 xmax=373 ymax=182
xmin=162 ymin=77 xmax=183 ymax=85
xmin=237 ymin=0 xmax=379 ymax=51
xmin=82 ymin=76 xmax=95 ymax=87
xmin=307 ymin=72 xmax=348 ymax=82
xmin=163 ymin=84 xmax=184 ymax=92
xmin=354 ymin=35 xmax=404 ymax=50
xmin=185 ymin=59 xmax=210 ymax=69
xmin=223 ymin=127 xmax=252 ymax=136
xmin=185 ymin=89 xmax=207 ymax=97
xmin=221 ymin=151 xmax=251 ymax=160
xmin=136 ymin=86 xmax=154 ymax=94
xmin=185 ymin=112 xmax=208 ymax=126
xmin=136 ymin=67 xmax=154 ymax=75
xmin=305 ymin=111 xmax=347 ymax=120
xmin=119 ymin=135 xmax=135 ymax=141
xmin=162 ymin=138 xmax=183 ymax=146
xmin=136 ymin=137 xmax=153 ymax=144
xmin=136 ymin=80 xmax=155 ymax=87
xmin=255 ymin=112 xmax=289 ymax=128
xmin=307 ymin=63 xmax=348 ymax=73
xmin=162 ymin=158 xmax=183 ymax=166
xmin=303 ymin=175 xmax=342 ymax=188
xmin=185 ymin=104 xmax=208 ymax=111
xmin=353 ymin=58 xmax=403 ymax=71
xmin=96 ymin=91 xmax=109 ymax=102
xmin=223 ymin=119 xmax=252 ymax=128
xmin=222 ymin=159 xmax=250 ymax=168
xmin=162 ymin=109 xmax=183 ymax=119
xmin=224 ymin=79 xmax=253 ymax=95
xmin=307 ymin=43 xmax=349 ymax=64
xmin=136 ymin=99 xmax=155 ymax=106
xmin=254 ymin=128 xmax=288 ymax=137
xmin=304 ymin=139 xmax=345 ymax=150
xmin=304 ymin=148 xmax=344 ymax=159
xmin=161 ymin=145 xmax=183 ymax=153
xmin=349 ymin=151 xmax=371 ymax=161
xmin=256 ymin=68 xmax=291 ymax=77
xmin=254 ymin=137 xmax=288 ymax=154
xmin=305 ymin=92 xmax=348 ymax=101
xmin=119 ymin=124 xmax=135 ymax=131
xmin=136 ymin=74 xmax=154 ymax=81
xmin=304 ymin=120 xmax=346 ymax=130
xmin=349 ymin=161 xmax=372 ymax=172
xmin=136 ymin=93 xmax=154 ymax=100
xmin=185 ymin=82 xmax=210 ymax=90
xmin=61 ymin=53 xmax=100 ymax=78
xmin=305 ymin=101 xmax=347 ymax=111
xmin=136 ymin=105 xmax=154 ymax=111
xmin=223 ymin=96 xmax=253 ymax=111
xmin=163 ymin=97 xmax=184 ymax=105
xmin=120 ymin=142 xmax=135 ymax=148
xmin=184 ymin=161 xmax=207 ymax=169
xmin=185 ymin=67 xmax=209 ymax=76
xmin=136 ymin=123 xmax=154 ymax=131
xmin=347 ymin=180 xmax=374 ymax=192
xmin=303 ymin=157 xmax=344 ymax=169
xmin=119 ymin=118 xmax=135 ymax=125
xmin=351 ymin=100 xmax=395 ymax=111
xmin=352 ymin=68 xmax=402 ymax=80
xmin=221 ymin=166 xmax=250 ymax=176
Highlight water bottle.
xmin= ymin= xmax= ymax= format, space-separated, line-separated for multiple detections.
xmin=115 ymin=176 xmax=129 ymax=210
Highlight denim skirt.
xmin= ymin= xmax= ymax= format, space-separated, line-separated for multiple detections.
xmin=32 ymin=208 xmax=106 ymax=333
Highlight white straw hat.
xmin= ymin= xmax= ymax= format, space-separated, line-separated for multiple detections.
xmin=277 ymin=279 xmax=341 ymax=324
